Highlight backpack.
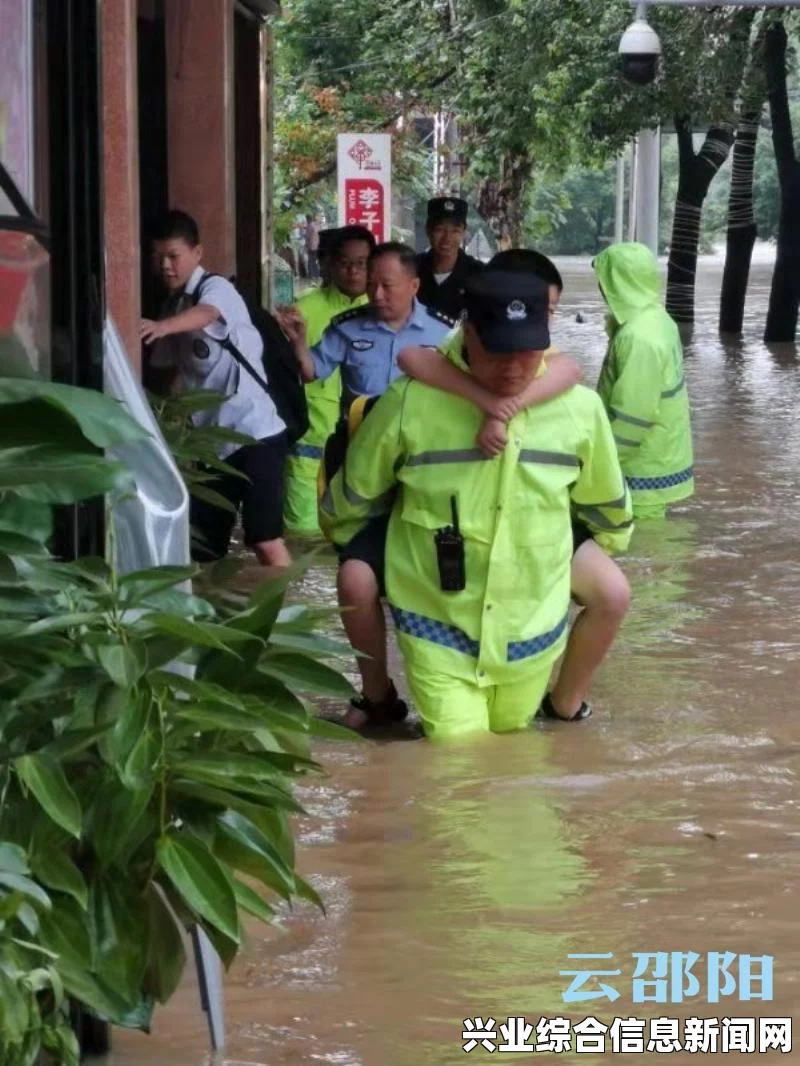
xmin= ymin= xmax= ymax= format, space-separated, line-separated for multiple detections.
xmin=317 ymin=394 xmax=380 ymax=512
xmin=193 ymin=273 xmax=309 ymax=446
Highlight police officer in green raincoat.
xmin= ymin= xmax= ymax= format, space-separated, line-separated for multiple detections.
xmin=283 ymin=226 xmax=375 ymax=534
xmin=593 ymin=243 xmax=694 ymax=519
xmin=322 ymin=266 xmax=633 ymax=741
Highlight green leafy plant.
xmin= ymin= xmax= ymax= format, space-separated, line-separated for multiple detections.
xmin=0 ymin=844 xmax=79 ymax=1066
xmin=0 ymin=372 xmax=352 ymax=1057
xmin=149 ymin=389 xmax=254 ymax=514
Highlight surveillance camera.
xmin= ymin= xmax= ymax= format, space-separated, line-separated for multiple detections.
xmin=619 ymin=18 xmax=662 ymax=85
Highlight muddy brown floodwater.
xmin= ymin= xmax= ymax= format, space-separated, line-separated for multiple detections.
xmin=105 ymin=258 xmax=800 ymax=1066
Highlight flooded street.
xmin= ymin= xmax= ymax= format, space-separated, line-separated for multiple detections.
xmin=106 ymin=257 xmax=800 ymax=1065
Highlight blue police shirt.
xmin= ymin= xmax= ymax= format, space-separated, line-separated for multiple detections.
xmin=310 ymin=298 xmax=454 ymax=402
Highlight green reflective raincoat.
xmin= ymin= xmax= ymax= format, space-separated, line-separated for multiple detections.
xmin=283 ymin=285 xmax=368 ymax=534
xmin=594 ymin=243 xmax=694 ymax=518
xmin=322 ymin=352 xmax=633 ymax=735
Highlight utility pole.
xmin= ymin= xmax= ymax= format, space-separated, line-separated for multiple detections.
xmin=614 ymin=154 xmax=626 ymax=244
xmin=628 ymin=138 xmax=639 ymax=241
xmin=636 ymin=126 xmax=661 ymax=255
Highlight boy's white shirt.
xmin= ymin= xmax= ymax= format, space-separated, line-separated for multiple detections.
xmin=151 ymin=266 xmax=285 ymax=457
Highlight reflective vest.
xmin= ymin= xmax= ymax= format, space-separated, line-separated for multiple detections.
xmin=594 ymin=244 xmax=694 ymax=514
xmin=322 ymin=369 xmax=633 ymax=688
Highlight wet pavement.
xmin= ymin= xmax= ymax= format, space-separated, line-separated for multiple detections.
xmin=105 ymin=257 xmax=800 ymax=1065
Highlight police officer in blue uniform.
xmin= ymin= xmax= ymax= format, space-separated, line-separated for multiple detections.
xmin=279 ymin=242 xmax=454 ymax=410
xmin=416 ymin=197 xmax=484 ymax=320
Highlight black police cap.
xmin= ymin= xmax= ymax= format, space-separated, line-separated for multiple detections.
xmin=465 ymin=269 xmax=551 ymax=355
xmin=318 ymin=228 xmax=340 ymax=258
xmin=426 ymin=196 xmax=469 ymax=226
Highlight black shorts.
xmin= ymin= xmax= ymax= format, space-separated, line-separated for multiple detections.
xmin=572 ymin=519 xmax=594 ymax=555
xmin=336 ymin=514 xmax=389 ymax=595
xmin=190 ymin=432 xmax=288 ymax=562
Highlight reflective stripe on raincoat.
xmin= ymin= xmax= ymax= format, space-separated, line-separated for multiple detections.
xmin=283 ymin=285 xmax=368 ymax=533
xmin=593 ymin=243 xmax=694 ymax=515
xmin=321 ymin=365 xmax=633 ymax=690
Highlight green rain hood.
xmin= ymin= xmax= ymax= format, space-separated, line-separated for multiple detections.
xmin=594 ymin=243 xmax=694 ymax=516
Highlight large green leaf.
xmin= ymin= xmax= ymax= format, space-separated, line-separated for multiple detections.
xmin=232 ymin=878 xmax=276 ymax=924
xmin=90 ymin=877 xmax=149 ymax=1007
xmin=99 ymin=686 xmax=146 ymax=766
xmin=122 ymin=729 xmax=161 ymax=790
xmin=96 ymin=642 xmax=147 ymax=687
xmin=259 ymin=653 xmax=356 ymax=698
xmin=144 ymin=884 xmax=187 ymax=1003
xmin=41 ymin=725 xmax=113 ymax=761
xmin=273 ymin=604 xmax=343 ymax=630
xmin=129 ymin=588 xmax=214 ymax=619
xmin=89 ymin=780 xmax=154 ymax=869
xmin=170 ymin=755 xmax=305 ymax=810
xmin=169 ymin=782 xmax=299 ymax=857
xmin=155 ymin=673 xmax=247 ymax=711
xmin=138 ymin=612 xmax=264 ymax=653
xmin=14 ymin=754 xmax=82 ymax=839
xmin=48 ymin=963 xmax=134 ymax=1026
xmin=0 ymin=968 xmax=29 ymax=1047
xmin=309 ymin=716 xmax=363 ymax=741
xmin=0 ymin=842 xmax=29 ymax=875
xmin=213 ymin=810 xmax=295 ymax=899
xmin=241 ymin=678 xmax=311 ymax=719
xmin=156 ymin=832 xmax=239 ymax=942
xmin=172 ymin=705 xmax=271 ymax=735
xmin=0 ymin=378 xmax=147 ymax=448
xmin=14 ymin=611 xmax=106 ymax=638
xmin=0 ymin=530 xmax=49 ymax=557
xmin=0 ymin=870 xmax=52 ymax=909
xmin=29 ymin=849 xmax=88 ymax=910
xmin=0 ymin=445 xmax=132 ymax=502
xmin=267 ymin=630 xmax=355 ymax=657
xmin=295 ymin=873 xmax=326 ymax=914
xmin=38 ymin=896 xmax=93 ymax=972
xmin=119 ymin=565 xmax=198 ymax=589
xmin=0 ymin=496 xmax=52 ymax=543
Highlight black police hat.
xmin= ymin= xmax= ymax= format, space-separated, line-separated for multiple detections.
xmin=426 ymin=196 xmax=469 ymax=226
xmin=465 ymin=269 xmax=551 ymax=354
xmin=318 ymin=228 xmax=340 ymax=258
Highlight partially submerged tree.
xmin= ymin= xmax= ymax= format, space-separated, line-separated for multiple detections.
xmin=662 ymin=8 xmax=756 ymax=328
xmin=763 ymin=18 xmax=800 ymax=344
xmin=666 ymin=118 xmax=736 ymax=324
xmin=719 ymin=20 xmax=767 ymax=337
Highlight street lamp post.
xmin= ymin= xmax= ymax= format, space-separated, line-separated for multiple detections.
xmin=618 ymin=0 xmax=800 ymax=256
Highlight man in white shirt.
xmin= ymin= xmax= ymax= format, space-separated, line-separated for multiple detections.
xmin=141 ymin=210 xmax=291 ymax=571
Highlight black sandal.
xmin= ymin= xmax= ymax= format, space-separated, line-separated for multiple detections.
xmin=349 ymin=680 xmax=409 ymax=725
xmin=540 ymin=692 xmax=593 ymax=722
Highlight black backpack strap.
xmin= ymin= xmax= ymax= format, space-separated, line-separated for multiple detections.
xmin=192 ymin=272 xmax=272 ymax=398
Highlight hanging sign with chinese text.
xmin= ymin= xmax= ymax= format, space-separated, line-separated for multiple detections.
xmin=336 ymin=133 xmax=392 ymax=243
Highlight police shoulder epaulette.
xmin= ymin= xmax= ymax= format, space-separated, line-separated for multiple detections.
xmin=330 ymin=307 xmax=369 ymax=328
xmin=427 ymin=308 xmax=457 ymax=327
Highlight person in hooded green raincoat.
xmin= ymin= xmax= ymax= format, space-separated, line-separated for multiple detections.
xmin=322 ymin=267 xmax=633 ymax=741
xmin=593 ymin=243 xmax=694 ymax=519
xmin=282 ymin=226 xmax=376 ymax=534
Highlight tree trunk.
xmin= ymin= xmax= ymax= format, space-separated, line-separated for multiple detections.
xmin=476 ymin=150 xmax=531 ymax=249
xmin=764 ymin=21 xmax=800 ymax=344
xmin=666 ymin=117 xmax=735 ymax=326
xmin=719 ymin=112 xmax=761 ymax=335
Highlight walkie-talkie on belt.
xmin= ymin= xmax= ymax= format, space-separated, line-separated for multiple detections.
xmin=434 ymin=495 xmax=466 ymax=592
